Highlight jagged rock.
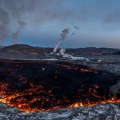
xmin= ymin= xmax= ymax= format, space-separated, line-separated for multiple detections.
xmin=0 ymin=103 xmax=120 ymax=120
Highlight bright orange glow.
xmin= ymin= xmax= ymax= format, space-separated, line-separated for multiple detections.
xmin=0 ymin=59 xmax=119 ymax=113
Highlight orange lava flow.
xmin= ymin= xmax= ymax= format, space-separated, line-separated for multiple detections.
xmin=0 ymin=81 xmax=119 ymax=112
xmin=70 ymin=97 xmax=120 ymax=108
xmin=0 ymin=94 xmax=120 ymax=113
xmin=0 ymin=60 xmax=119 ymax=112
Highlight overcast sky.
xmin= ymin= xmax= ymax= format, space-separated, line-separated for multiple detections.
xmin=0 ymin=0 xmax=120 ymax=48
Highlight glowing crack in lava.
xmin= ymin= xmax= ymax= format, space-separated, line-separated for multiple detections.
xmin=0 ymin=59 xmax=120 ymax=112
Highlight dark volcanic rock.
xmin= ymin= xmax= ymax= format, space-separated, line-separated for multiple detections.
xmin=0 ymin=60 xmax=119 ymax=112
xmin=0 ymin=44 xmax=119 ymax=60
xmin=0 ymin=103 xmax=120 ymax=120
xmin=0 ymin=44 xmax=52 ymax=59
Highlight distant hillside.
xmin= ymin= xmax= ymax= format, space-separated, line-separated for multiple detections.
xmin=0 ymin=46 xmax=4 ymax=49
xmin=0 ymin=44 xmax=52 ymax=59
xmin=0 ymin=44 xmax=52 ymax=54
xmin=0 ymin=44 xmax=119 ymax=59
xmin=66 ymin=47 xmax=119 ymax=56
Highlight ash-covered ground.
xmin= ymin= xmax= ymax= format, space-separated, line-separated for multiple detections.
xmin=0 ymin=44 xmax=120 ymax=120
xmin=1 ymin=102 xmax=120 ymax=120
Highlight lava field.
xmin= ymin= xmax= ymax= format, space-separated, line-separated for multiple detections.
xmin=0 ymin=59 xmax=119 ymax=112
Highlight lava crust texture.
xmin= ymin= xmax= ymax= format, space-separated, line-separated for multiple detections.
xmin=0 ymin=60 xmax=119 ymax=112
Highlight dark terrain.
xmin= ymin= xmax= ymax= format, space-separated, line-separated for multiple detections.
xmin=0 ymin=44 xmax=120 ymax=60
xmin=0 ymin=44 xmax=120 ymax=119
xmin=0 ymin=59 xmax=119 ymax=112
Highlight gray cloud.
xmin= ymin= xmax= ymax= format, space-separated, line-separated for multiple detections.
xmin=0 ymin=0 xmax=120 ymax=47
xmin=0 ymin=0 xmax=73 ymax=45
xmin=0 ymin=7 xmax=10 ymax=45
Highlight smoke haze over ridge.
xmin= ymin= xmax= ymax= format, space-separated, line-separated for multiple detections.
xmin=0 ymin=0 xmax=120 ymax=48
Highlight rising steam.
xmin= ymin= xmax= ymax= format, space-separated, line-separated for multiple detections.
xmin=74 ymin=25 xmax=79 ymax=30
xmin=53 ymin=28 xmax=70 ymax=53
xmin=0 ymin=0 xmax=69 ymax=45
xmin=52 ymin=24 xmax=79 ymax=54
xmin=12 ymin=21 xmax=26 ymax=44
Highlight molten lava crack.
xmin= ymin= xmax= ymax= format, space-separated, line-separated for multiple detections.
xmin=0 ymin=60 xmax=119 ymax=112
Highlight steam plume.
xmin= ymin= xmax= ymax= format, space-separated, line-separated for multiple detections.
xmin=53 ymin=28 xmax=70 ymax=53
xmin=0 ymin=0 xmax=75 ymax=45
xmin=74 ymin=25 xmax=79 ymax=30
xmin=12 ymin=21 xmax=26 ymax=44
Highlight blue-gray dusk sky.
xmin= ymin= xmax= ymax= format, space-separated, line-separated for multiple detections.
xmin=0 ymin=0 xmax=120 ymax=48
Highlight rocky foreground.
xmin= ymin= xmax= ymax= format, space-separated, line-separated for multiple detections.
xmin=0 ymin=102 xmax=120 ymax=120
xmin=0 ymin=45 xmax=120 ymax=120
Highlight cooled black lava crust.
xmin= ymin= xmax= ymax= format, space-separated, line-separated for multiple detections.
xmin=0 ymin=59 xmax=119 ymax=111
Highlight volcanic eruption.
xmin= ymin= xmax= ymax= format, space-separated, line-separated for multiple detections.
xmin=0 ymin=59 xmax=120 ymax=112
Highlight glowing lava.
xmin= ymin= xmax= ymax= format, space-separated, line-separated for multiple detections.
xmin=0 ymin=59 xmax=119 ymax=112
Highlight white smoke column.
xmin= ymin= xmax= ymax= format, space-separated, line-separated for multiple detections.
xmin=12 ymin=20 xmax=26 ymax=44
xmin=53 ymin=28 xmax=70 ymax=53
xmin=59 ymin=48 xmax=66 ymax=56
